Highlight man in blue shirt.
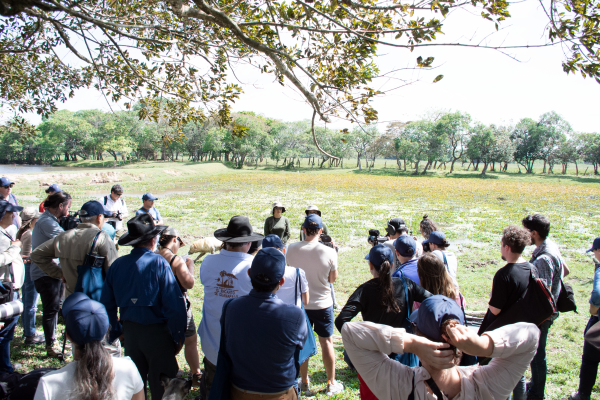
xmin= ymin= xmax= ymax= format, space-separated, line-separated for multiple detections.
xmin=392 ymin=235 xmax=420 ymax=284
xmin=135 ymin=193 xmax=163 ymax=224
xmin=221 ymin=247 xmax=307 ymax=398
xmin=100 ymin=213 xmax=186 ymax=400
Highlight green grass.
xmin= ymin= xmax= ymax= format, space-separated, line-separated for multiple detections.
xmin=8 ymin=161 xmax=600 ymax=399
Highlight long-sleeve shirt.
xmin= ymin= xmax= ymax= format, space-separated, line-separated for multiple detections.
xmin=30 ymin=210 xmax=64 ymax=282
xmin=100 ymin=247 xmax=187 ymax=345
xmin=264 ymin=216 xmax=290 ymax=244
xmin=342 ymin=321 xmax=540 ymax=400
xmin=225 ymin=290 xmax=308 ymax=393
xmin=30 ymin=223 xmax=118 ymax=297
xmin=530 ymin=239 xmax=564 ymax=316
xmin=335 ymin=277 xmax=430 ymax=333
xmin=591 ymin=263 xmax=600 ymax=308
xmin=0 ymin=226 xmax=24 ymax=289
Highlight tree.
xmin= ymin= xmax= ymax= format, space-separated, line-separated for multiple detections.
xmin=537 ymin=111 xmax=571 ymax=174
xmin=579 ymin=132 xmax=600 ymax=174
xmin=512 ymin=118 xmax=543 ymax=173
xmin=467 ymin=123 xmax=495 ymax=176
xmin=432 ymin=111 xmax=472 ymax=173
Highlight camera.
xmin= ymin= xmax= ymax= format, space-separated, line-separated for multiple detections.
xmin=367 ymin=229 xmax=388 ymax=246
xmin=319 ymin=234 xmax=339 ymax=252
xmin=59 ymin=211 xmax=80 ymax=231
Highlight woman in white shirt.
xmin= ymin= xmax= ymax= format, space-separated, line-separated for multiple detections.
xmin=424 ymin=231 xmax=459 ymax=288
xmin=34 ymin=293 xmax=144 ymax=400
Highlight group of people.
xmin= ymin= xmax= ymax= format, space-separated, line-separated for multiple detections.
xmin=0 ymin=175 xmax=599 ymax=400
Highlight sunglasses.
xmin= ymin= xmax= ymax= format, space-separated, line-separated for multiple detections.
xmin=1 ymin=184 xmax=14 ymax=189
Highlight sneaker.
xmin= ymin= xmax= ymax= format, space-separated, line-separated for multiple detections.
xmin=299 ymin=378 xmax=313 ymax=396
xmin=12 ymin=363 xmax=22 ymax=370
xmin=24 ymin=334 xmax=45 ymax=345
xmin=570 ymin=392 xmax=587 ymax=400
xmin=326 ymin=380 xmax=344 ymax=396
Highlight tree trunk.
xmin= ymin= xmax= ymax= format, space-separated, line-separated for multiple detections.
xmin=474 ymin=160 xmax=479 ymax=171
xmin=413 ymin=160 xmax=420 ymax=175
xmin=356 ymin=154 xmax=362 ymax=170
xmin=421 ymin=160 xmax=432 ymax=174
xmin=481 ymin=161 xmax=489 ymax=176
xmin=450 ymin=158 xmax=457 ymax=173
xmin=575 ymin=161 xmax=579 ymax=176
xmin=542 ymin=159 xmax=547 ymax=174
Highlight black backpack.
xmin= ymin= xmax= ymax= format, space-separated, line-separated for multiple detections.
xmin=6 ymin=368 xmax=57 ymax=400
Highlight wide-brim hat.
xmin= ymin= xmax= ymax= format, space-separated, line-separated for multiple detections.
xmin=305 ymin=205 xmax=321 ymax=217
xmin=20 ymin=207 xmax=41 ymax=222
xmin=272 ymin=201 xmax=286 ymax=214
xmin=214 ymin=215 xmax=264 ymax=243
xmin=118 ymin=213 xmax=167 ymax=246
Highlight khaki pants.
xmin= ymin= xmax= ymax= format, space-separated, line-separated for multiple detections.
xmin=231 ymin=385 xmax=298 ymax=400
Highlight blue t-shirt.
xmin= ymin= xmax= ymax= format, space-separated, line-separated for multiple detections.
xmin=392 ymin=258 xmax=420 ymax=285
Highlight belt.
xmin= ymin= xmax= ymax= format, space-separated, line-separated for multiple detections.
xmin=231 ymin=383 xmax=294 ymax=396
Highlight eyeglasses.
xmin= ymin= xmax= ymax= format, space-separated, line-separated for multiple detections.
xmin=1 ymin=184 xmax=14 ymax=189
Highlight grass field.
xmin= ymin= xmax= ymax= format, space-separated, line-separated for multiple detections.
xmin=6 ymin=160 xmax=600 ymax=399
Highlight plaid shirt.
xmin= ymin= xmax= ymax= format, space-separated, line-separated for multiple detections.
xmin=530 ymin=239 xmax=564 ymax=312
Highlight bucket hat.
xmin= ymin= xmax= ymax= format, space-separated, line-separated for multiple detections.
xmin=305 ymin=205 xmax=322 ymax=217
xmin=20 ymin=207 xmax=41 ymax=222
xmin=271 ymin=201 xmax=286 ymax=214
xmin=118 ymin=214 xmax=167 ymax=246
xmin=214 ymin=216 xmax=264 ymax=243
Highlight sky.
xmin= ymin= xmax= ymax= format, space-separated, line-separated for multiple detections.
xmin=22 ymin=0 xmax=600 ymax=133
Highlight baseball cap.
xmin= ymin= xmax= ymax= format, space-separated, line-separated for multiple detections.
xmin=62 ymin=292 xmax=110 ymax=345
xmin=303 ymin=214 xmax=323 ymax=229
xmin=386 ymin=218 xmax=406 ymax=235
xmin=161 ymin=226 xmax=185 ymax=245
xmin=250 ymin=247 xmax=286 ymax=285
xmin=111 ymin=184 xmax=124 ymax=194
xmin=366 ymin=244 xmax=394 ymax=266
xmin=0 ymin=177 xmax=14 ymax=186
xmin=0 ymin=200 xmax=23 ymax=220
xmin=79 ymin=201 xmax=112 ymax=218
xmin=587 ymin=237 xmax=600 ymax=253
xmin=394 ymin=235 xmax=416 ymax=257
xmin=262 ymin=234 xmax=284 ymax=250
xmin=142 ymin=192 xmax=158 ymax=201
xmin=423 ymin=231 xmax=446 ymax=245
xmin=412 ymin=295 xmax=465 ymax=342
xmin=45 ymin=184 xmax=62 ymax=194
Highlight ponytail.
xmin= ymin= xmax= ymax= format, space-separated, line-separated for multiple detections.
xmin=70 ymin=340 xmax=115 ymax=400
xmin=16 ymin=219 xmax=33 ymax=241
xmin=374 ymin=260 xmax=400 ymax=313
xmin=420 ymin=214 xmax=438 ymax=239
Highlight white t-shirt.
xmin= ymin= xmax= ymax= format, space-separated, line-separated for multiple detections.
xmin=432 ymin=250 xmax=459 ymax=289
xmin=286 ymin=241 xmax=337 ymax=310
xmin=277 ymin=266 xmax=309 ymax=307
xmin=100 ymin=195 xmax=129 ymax=231
xmin=34 ymin=356 xmax=143 ymax=400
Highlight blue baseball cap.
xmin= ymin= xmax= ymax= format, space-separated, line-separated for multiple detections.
xmin=142 ymin=192 xmax=158 ymax=201
xmin=365 ymin=244 xmax=394 ymax=266
xmin=262 ymin=234 xmax=284 ymax=250
xmin=63 ymin=292 xmax=109 ymax=345
xmin=0 ymin=199 xmax=23 ymax=220
xmin=250 ymin=247 xmax=286 ymax=285
xmin=80 ymin=200 xmax=112 ymax=218
xmin=423 ymin=231 xmax=446 ymax=246
xmin=0 ymin=177 xmax=14 ymax=186
xmin=303 ymin=214 xmax=323 ymax=229
xmin=412 ymin=295 xmax=465 ymax=342
xmin=587 ymin=237 xmax=600 ymax=253
xmin=394 ymin=235 xmax=416 ymax=257
xmin=45 ymin=184 xmax=62 ymax=194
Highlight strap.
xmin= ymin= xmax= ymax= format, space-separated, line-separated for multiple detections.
xmin=1 ymin=230 xmax=16 ymax=284
xmin=442 ymin=251 xmax=449 ymax=271
xmin=1 ymin=230 xmax=13 ymax=241
xmin=399 ymin=271 xmax=411 ymax=313
xmin=104 ymin=196 xmax=108 ymax=205
xmin=295 ymin=268 xmax=300 ymax=306
xmin=426 ymin=378 xmax=445 ymax=399
xmin=88 ymin=232 xmax=102 ymax=256
xmin=170 ymin=254 xmax=178 ymax=266
xmin=459 ymin=292 xmax=468 ymax=327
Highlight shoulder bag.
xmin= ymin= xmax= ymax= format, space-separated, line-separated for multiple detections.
xmin=538 ymin=250 xmax=577 ymax=313
xmin=74 ymin=232 xmax=106 ymax=301
xmin=294 ymin=268 xmax=318 ymax=370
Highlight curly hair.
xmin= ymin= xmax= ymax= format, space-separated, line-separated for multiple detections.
xmin=502 ymin=225 xmax=531 ymax=254
xmin=420 ymin=215 xmax=438 ymax=239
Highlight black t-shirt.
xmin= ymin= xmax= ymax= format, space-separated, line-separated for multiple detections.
xmin=480 ymin=262 xmax=532 ymax=332
xmin=335 ymin=277 xmax=431 ymax=333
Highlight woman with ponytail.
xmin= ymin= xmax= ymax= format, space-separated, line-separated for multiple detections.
xmin=335 ymin=244 xmax=431 ymax=399
xmin=34 ymin=293 xmax=144 ymax=400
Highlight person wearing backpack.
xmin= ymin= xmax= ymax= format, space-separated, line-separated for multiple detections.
xmin=522 ymin=214 xmax=569 ymax=400
xmin=30 ymin=201 xmax=118 ymax=299
xmin=100 ymin=184 xmax=129 ymax=241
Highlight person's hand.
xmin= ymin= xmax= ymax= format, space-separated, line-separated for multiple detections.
xmin=112 ymin=211 xmax=117 ymax=217
xmin=61 ymin=276 xmax=67 ymax=284
xmin=10 ymin=240 xmax=21 ymax=248
xmin=404 ymin=334 xmax=454 ymax=369
xmin=186 ymin=258 xmax=194 ymax=268
xmin=443 ymin=323 xmax=494 ymax=357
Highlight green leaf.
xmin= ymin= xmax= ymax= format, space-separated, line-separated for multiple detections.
xmin=433 ymin=74 xmax=444 ymax=83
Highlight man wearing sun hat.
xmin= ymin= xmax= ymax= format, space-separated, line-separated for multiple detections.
xmin=198 ymin=215 xmax=263 ymax=397
xmin=135 ymin=192 xmax=163 ymax=224
xmin=39 ymin=184 xmax=61 ymax=213
xmin=31 ymin=200 xmax=119 ymax=298
xmin=218 ymin=247 xmax=308 ymax=399
xmin=100 ymin=213 xmax=187 ymax=400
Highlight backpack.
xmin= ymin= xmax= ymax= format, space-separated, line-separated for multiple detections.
xmin=103 ymin=196 xmax=124 ymax=207
xmin=536 ymin=249 xmax=577 ymax=313
xmin=6 ymin=368 xmax=57 ymax=400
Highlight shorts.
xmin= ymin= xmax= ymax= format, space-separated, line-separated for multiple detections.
xmin=305 ymin=306 xmax=334 ymax=338
xmin=185 ymin=296 xmax=196 ymax=338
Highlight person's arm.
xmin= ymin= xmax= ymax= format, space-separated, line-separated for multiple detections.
xmin=328 ymin=250 xmax=338 ymax=283
xmin=155 ymin=208 xmax=163 ymax=225
xmin=100 ymin=268 xmax=123 ymax=343
xmin=409 ymin=279 xmax=432 ymax=303
xmin=120 ymin=199 xmax=129 ymax=219
xmin=282 ymin=217 xmax=290 ymax=244
xmin=99 ymin=232 xmax=119 ymax=272
xmin=131 ymin=390 xmax=145 ymax=400
xmin=334 ymin=286 xmax=363 ymax=332
xmin=302 ymin=292 xmax=309 ymax=305
xmin=0 ymin=240 xmax=21 ymax=267
xmin=328 ymin=269 xmax=338 ymax=284
xmin=562 ymin=258 xmax=570 ymax=277
xmin=159 ymin=260 xmax=187 ymax=347
xmin=341 ymin=321 xmax=453 ymax=400
xmin=264 ymin=218 xmax=271 ymax=235
xmin=300 ymin=269 xmax=309 ymax=305
xmin=172 ymin=256 xmax=195 ymax=290
xmin=30 ymin=238 xmax=63 ymax=280
xmin=487 ymin=270 xmax=509 ymax=316
xmin=590 ymin=266 xmax=600 ymax=310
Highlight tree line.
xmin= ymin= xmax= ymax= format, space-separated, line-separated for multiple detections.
xmin=1 ymin=109 xmax=599 ymax=175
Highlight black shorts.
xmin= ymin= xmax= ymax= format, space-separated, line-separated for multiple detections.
xmin=305 ymin=306 xmax=334 ymax=338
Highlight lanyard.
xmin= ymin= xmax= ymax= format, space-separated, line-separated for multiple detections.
xmin=1 ymin=230 xmax=14 ymax=241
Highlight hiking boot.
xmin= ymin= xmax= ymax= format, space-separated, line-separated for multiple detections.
xmin=24 ymin=334 xmax=45 ymax=345
xmin=325 ymin=380 xmax=344 ymax=396
xmin=46 ymin=345 xmax=71 ymax=359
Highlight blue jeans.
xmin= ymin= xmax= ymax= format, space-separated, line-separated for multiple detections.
xmin=0 ymin=292 xmax=21 ymax=373
xmin=576 ymin=315 xmax=600 ymax=399
xmin=20 ymin=262 xmax=39 ymax=338
xmin=527 ymin=318 xmax=554 ymax=399
xmin=511 ymin=375 xmax=526 ymax=400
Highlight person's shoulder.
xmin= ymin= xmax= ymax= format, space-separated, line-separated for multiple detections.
xmin=113 ymin=356 xmax=139 ymax=372
xmin=135 ymin=209 xmax=144 ymax=215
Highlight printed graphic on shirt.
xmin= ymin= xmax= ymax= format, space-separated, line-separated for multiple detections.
xmin=215 ymin=270 xmax=239 ymax=298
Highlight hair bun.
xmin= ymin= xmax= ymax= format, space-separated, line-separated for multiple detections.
xmin=422 ymin=214 xmax=428 ymax=220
